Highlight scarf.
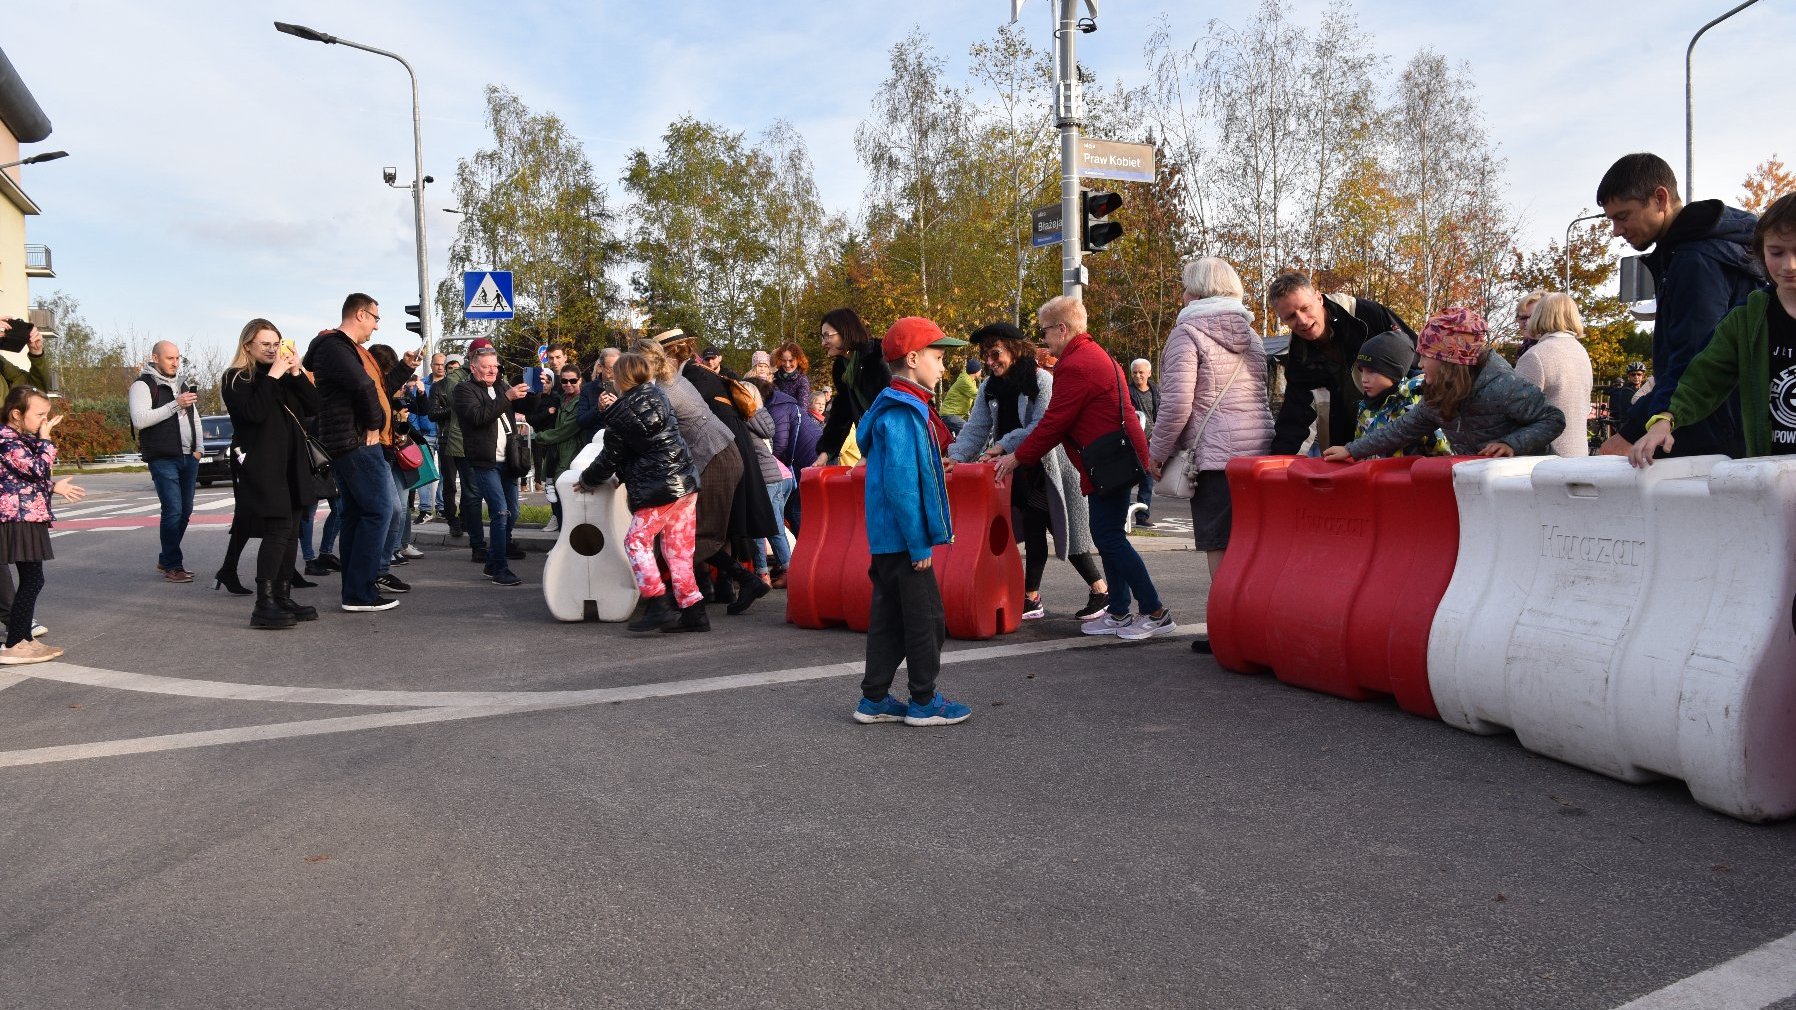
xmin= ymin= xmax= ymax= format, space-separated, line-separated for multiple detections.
xmin=983 ymin=353 xmax=1041 ymax=440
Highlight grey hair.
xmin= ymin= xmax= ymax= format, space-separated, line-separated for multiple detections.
xmin=1129 ymin=358 xmax=1151 ymax=370
xmin=1036 ymin=294 xmax=1087 ymax=333
xmin=1181 ymin=256 xmax=1246 ymax=300
xmin=471 ymin=346 xmax=499 ymax=361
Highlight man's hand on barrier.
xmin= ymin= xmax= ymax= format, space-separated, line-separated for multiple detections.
xmin=1477 ymin=442 xmax=1516 ymax=458
xmin=1320 ymin=446 xmax=1353 ymax=463
xmin=1598 ymin=433 xmax=1633 ymax=456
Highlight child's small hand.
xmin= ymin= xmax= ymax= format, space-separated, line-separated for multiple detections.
xmin=571 ymin=480 xmax=592 ymax=494
xmin=1630 ymin=421 xmax=1674 ymax=468
xmin=1477 ymin=442 xmax=1516 ymax=458
xmin=941 ymin=456 xmax=955 ymax=475
xmin=912 ymin=557 xmax=932 ymax=571
xmin=1321 ymin=446 xmax=1353 ymax=463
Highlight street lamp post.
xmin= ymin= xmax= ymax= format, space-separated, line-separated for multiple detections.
xmin=0 ymin=151 xmax=68 ymax=172
xmin=1564 ymin=212 xmax=1609 ymax=292
xmin=274 ymin=21 xmax=435 ymax=360
xmin=1685 ymin=0 xmax=1764 ymax=202
xmin=1012 ymin=0 xmax=1099 ymax=297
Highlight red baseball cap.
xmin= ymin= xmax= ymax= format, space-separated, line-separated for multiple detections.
xmin=468 ymin=338 xmax=495 ymax=354
xmin=882 ymin=316 xmax=968 ymax=362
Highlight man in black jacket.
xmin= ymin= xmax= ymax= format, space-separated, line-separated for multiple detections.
xmin=1268 ymin=272 xmax=1416 ymax=455
xmin=1596 ymin=153 xmax=1758 ymax=458
xmin=301 ymin=293 xmax=399 ymax=613
xmin=453 ymin=345 xmax=532 ymax=587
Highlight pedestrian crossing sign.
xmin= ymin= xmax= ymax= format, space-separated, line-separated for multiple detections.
xmin=464 ymin=271 xmax=514 ymax=319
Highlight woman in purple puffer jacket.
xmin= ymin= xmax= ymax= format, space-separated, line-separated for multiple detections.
xmin=1147 ymin=256 xmax=1273 ymax=599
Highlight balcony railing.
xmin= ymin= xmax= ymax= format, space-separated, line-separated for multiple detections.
xmin=24 ymin=244 xmax=52 ymax=278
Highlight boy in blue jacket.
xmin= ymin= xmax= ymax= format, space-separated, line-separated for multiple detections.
xmin=853 ymin=316 xmax=972 ymax=728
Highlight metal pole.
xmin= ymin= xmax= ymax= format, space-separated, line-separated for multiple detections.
xmin=1686 ymin=0 xmax=1763 ymax=203
xmin=1564 ymin=212 xmax=1608 ymax=292
xmin=1056 ymin=0 xmax=1083 ymax=297
xmin=273 ymin=24 xmax=434 ymax=362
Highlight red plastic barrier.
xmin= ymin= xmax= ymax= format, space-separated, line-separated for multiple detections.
xmin=932 ymin=462 xmax=1024 ymax=640
xmin=1206 ymin=455 xmax=1467 ymax=718
xmin=785 ymin=462 xmax=1023 ymax=640
xmin=786 ymin=466 xmax=870 ymax=630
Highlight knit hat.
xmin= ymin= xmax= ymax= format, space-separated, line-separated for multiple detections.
xmin=1416 ymin=307 xmax=1488 ymax=366
xmin=750 ymin=350 xmax=771 ymax=367
xmin=883 ymin=316 xmax=968 ymax=361
xmin=1354 ymin=330 xmax=1417 ymax=383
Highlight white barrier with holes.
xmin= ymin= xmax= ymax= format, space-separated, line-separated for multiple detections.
xmin=1428 ymin=454 xmax=1796 ymax=822
xmin=542 ymin=434 xmax=640 ymax=622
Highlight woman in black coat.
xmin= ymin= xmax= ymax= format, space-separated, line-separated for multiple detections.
xmin=221 ymin=319 xmax=321 ymax=630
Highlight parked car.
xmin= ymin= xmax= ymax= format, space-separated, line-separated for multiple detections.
xmin=198 ymin=414 xmax=235 ymax=487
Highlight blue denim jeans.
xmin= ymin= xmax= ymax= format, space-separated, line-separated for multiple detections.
xmin=468 ymin=464 xmax=517 ymax=574
xmin=1135 ymin=470 xmax=1154 ymax=511
xmin=416 ymin=436 xmax=440 ymax=511
xmin=457 ymin=456 xmax=486 ymax=548
xmin=299 ymin=498 xmax=341 ymax=560
xmin=332 ymin=444 xmax=400 ymax=604
xmin=1087 ymin=483 xmax=1162 ymax=618
xmin=382 ymin=461 xmax=412 ymax=568
xmin=754 ymin=475 xmax=796 ymax=574
xmin=147 ymin=454 xmax=199 ymax=570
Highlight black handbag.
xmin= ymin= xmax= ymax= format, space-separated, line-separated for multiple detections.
xmin=501 ymin=413 xmax=533 ymax=479
xmin=1080 ymin=363 xmax=1145 ymax=497
xmin=280 ymin=403 xmax=338 ymax=502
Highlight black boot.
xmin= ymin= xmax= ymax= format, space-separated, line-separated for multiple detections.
xmin=274 ymin=579 xmax=318 ymax=622
xmin=628 ymin=594 xmax=679 ymax=632
xmin=213 ymin=567 xmax=252 ymax=596
xmin=720 ymin=560 xmax=770 ymax=616
xmin=289 ymin=567 xmax=318 ymax=589
xmin=664 ymin=600 xmax=710 ymax=633
xmin=251 ymin=580 xmax=297 ymax=630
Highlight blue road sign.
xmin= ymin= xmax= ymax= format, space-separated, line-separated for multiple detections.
xmin=464 ymin=271 xmax=514 ymax=319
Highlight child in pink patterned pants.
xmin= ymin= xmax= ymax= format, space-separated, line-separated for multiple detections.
xmin=624 ymin=494 xmax=700 ymax=609
xmin=573 ymin=351 xmax=708 ymax=633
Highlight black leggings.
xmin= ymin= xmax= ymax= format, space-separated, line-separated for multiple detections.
xmin=1069 ymin=551 xmax=1103 ymax=588
xmin=256 ymin=512 xmax=300 ymax=583
xmin=6 ymin=561 xmax=44 ymax=647
xmin=222 ymin=522 xmax=252 ymax=573
xmin=1018 ymin=505 xmax=1049 ymax=594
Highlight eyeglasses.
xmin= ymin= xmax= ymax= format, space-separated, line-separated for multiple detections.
xmin=560 ymin=378 xmax=580 ymax=385
xmin=364 ymin=309 xmax=381 ymax=322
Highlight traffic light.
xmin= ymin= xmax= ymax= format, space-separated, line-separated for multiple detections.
xmin=1081 ymin=189 xmax=1123 ymax=252
xmin=404 ymin=304 xmax=423 ymax=336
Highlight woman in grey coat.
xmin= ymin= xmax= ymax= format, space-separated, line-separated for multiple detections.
xmin=948 ymin=323 xmax=1108 ymax=621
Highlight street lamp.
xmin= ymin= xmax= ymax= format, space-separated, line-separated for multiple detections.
xmin=0 ymin=151 xmax=68 ymax=171
xmin=1564 ymin=212 xmax=1609 ymax=292
xmin=1685 ymin=0 xmax=1764 ymax=202
xmin=273 ymin=21 xmax=435 ymax=358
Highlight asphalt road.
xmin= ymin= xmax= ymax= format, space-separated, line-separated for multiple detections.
xmin=1 ymin=472 xmax=1791 ymax=1009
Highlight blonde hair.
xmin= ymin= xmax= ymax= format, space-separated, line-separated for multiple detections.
xmin=1528 ymin=292 xmax=1585 ymax=340
xmin=1037 ymin=294 xmax=1087 ymax=334
xmin=627 ymin=338 xmax=679 ymax=383
xmin=612 ymin=352 xmax=653 ymax=392
xmin=1181 ymin=256 xmax=1245 ymax=300
xmin=227 ymin=318 xmax=282 ymax=384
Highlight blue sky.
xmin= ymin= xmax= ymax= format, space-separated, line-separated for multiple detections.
xmin=9 ymin=0 xmax=1791 ymax=359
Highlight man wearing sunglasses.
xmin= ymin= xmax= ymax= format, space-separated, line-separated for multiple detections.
xmin=528 ymin=366 xmax=587 ymax=534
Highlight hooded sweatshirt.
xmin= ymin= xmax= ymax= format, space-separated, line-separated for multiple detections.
xmin=1623 ymin=199 xmax=1761 ymax=452
xmin=1148 ymin=297 xmax=1274 ymax=472
xmin=128 ymin=362 xmax=200 ymax=457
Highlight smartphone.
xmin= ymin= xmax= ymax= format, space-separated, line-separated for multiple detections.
xmin=280 ymin=338 xmax=296 ymax=356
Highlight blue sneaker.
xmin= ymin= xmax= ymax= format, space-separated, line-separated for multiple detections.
xmin=853 ymin=694 xmax=909 ymax=724
xmin=904 ymin=693 xmax=972 ymax=727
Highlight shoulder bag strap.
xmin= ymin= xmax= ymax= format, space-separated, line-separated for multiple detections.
xmin=1185 ymin=351 xmax=1247 ymax=481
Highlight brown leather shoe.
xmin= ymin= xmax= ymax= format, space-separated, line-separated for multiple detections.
xmin=164 ymin=567 xmax=195 ymax=584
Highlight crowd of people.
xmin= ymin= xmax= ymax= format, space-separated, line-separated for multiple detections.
xmin=0 ymin=153 xmax=1787 ymax=738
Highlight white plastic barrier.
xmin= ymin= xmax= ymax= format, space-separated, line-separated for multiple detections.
xmin=542 ymin=434 xmax=641 ymax=622
xmin=1429 ymin=454 xmax=1796 ymax=822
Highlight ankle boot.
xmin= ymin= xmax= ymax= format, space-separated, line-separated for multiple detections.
xmin=251 ymin=580 xmax=297 ymax=629
xmin=722 ymin=561 xmax=770 ymax=616
xmin=274 ymin=579 xmax=318 ymax=622
xmin=628 ymin=594 xmax=680 ymax=632
xmin=213 ymin=567 xmax=252 ymax=596
xmin=289 ymin=567 xmax=318 ymax=589
xmin=664 ymin=600 xmax=710 ymax=633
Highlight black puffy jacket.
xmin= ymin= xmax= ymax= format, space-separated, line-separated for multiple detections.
xmin=579 ymin=383 xmax=699 ymax=512
xmin=301 ymin=330 xmax=386 ymax=458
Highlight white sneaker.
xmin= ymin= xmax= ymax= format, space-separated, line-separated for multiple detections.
xmin=1116 ymin=610 xmax=1178 ymax=641
xmin=1081 ymin=612 xmax=1134 ymax=636
xmin=400 ymin=544 xmax=424 ymax=559
xmin=30 ymin=622 xmax=47 ymax=638
xmin=543 ymin=516 xmax=561 ymax=533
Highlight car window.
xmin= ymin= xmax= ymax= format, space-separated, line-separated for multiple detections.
xmin=201 ymin=417 xmax=233 ymax=441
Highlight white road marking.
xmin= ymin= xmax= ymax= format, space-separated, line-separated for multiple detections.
xmin=0 ymin=630 xmax=1199 ymax=768
xmin=105 ymin=503 xmax=165 ymax=515
xmin=56 ymin=502 xmax=136 ymax=518
xmin=12 ymin=629 xmax=1199 ymax=708
xmin=48 ymin=531 xmax=75 ymax=539
xmin=0 ymin=673 xmax=25 ymax=692
xmin=1613 ymin=929 xmax=1796 ymax=1009
xmin=192 ymin=498 xmax=237 ymax=511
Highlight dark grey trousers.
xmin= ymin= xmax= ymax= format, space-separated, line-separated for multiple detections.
xmin=862 ymin=552 xmax=946 ymax=704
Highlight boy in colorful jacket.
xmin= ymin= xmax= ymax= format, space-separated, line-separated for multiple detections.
xmin=1351 ymin=329 xmax=1451 ymax=458
xmin=853 ymin=316 xmax=973 ymax=728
